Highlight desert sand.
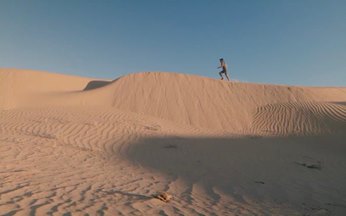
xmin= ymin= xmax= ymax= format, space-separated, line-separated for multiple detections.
xmin=1 ymin=68 xmax=346 ymax=215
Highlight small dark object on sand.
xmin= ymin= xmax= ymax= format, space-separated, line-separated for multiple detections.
xmin=295 ymin=161 xmax=322 ymax=170
xmin=153 ymin=192 xmax=173 ymax=203
xmin=164 ymin=144 xmax=178 ymax=149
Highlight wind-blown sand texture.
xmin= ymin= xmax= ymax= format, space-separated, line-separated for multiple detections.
xmin=1 ymin=68 xmax=346 ymax=215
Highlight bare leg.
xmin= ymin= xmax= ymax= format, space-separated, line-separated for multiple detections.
xmin=219 ymin=71 xmax=224 ymax=80
xmin=225 ymin=72 xmax=230 ymax=81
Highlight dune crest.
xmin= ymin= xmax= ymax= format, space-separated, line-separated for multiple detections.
xmin=1 ymin=69 xmax=345 ymax=135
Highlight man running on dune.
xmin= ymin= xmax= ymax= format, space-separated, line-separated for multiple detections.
xmin=218 ymin=58 xmax=230 ymax=81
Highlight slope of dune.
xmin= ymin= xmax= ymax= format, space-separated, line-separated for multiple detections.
xmin=103 ymin=72 xmax=346 ymax=134
xmin=0 ymin=69 xmax=95 ymax=109
xmin=252 ymin=101 xmax=346 ymax=135
xmin=1 ymin=69 xmax=346 ymax=215
xmin=1 ymin=69 xmax=346 ymax=135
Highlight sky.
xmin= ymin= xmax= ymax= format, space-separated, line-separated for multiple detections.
xmin=0 ymin=0 xmax=345 ymax=86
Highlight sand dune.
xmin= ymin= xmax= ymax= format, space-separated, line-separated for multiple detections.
xmin=2 ymin=69 xmax=346 ymax=135
xmin=0 ymin=69 xmax=96 ymax=109
xmin=1 ymin=69 xmax=346 ymax=215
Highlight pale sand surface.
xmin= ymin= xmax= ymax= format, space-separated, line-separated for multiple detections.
xmin=1 ymin=69 xmax=346 ymax=215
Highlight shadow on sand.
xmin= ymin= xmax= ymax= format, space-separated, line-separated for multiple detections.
xmin=83 ymin=77 xmax=122 ymax=91
xmin=83 ymin=80 xmax=112 ymax=91
xmin=124 ymin=134 xmax=346 ymax=214
xmin=333 ymin=101 xmax=346 ymax=106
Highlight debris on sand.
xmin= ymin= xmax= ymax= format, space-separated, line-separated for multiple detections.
xmin=153 ymin=192 xmax=173 ymax=203
xmin=164 ymin=144 xmax=178 ymax=149
xmin=295 ymin=161 xmax=322 ymax=170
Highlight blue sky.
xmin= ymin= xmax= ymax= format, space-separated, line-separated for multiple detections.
xmin=0 ymin=0 xmax=345 ymax=86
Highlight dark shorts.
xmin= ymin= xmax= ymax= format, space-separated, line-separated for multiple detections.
xmin=220 ymin=69 xmax=227 ymax=74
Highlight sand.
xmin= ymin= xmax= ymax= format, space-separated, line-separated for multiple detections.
xmin=0 ymin=68 xmax=346 ymax=215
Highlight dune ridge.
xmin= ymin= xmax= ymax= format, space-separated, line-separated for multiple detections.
xmin=1 ymin=69 xmax=346 ymax=135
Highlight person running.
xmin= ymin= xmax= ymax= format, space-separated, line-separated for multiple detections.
xmin=218 ymin=58 xmax=230 ymax=81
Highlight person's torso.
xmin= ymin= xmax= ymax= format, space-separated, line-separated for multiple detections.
xmin=222 ymin=63 xmax=227 ymax=71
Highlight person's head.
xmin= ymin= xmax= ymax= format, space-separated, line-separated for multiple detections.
xmin=219 ymin=58 xmax=224 ymax=63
